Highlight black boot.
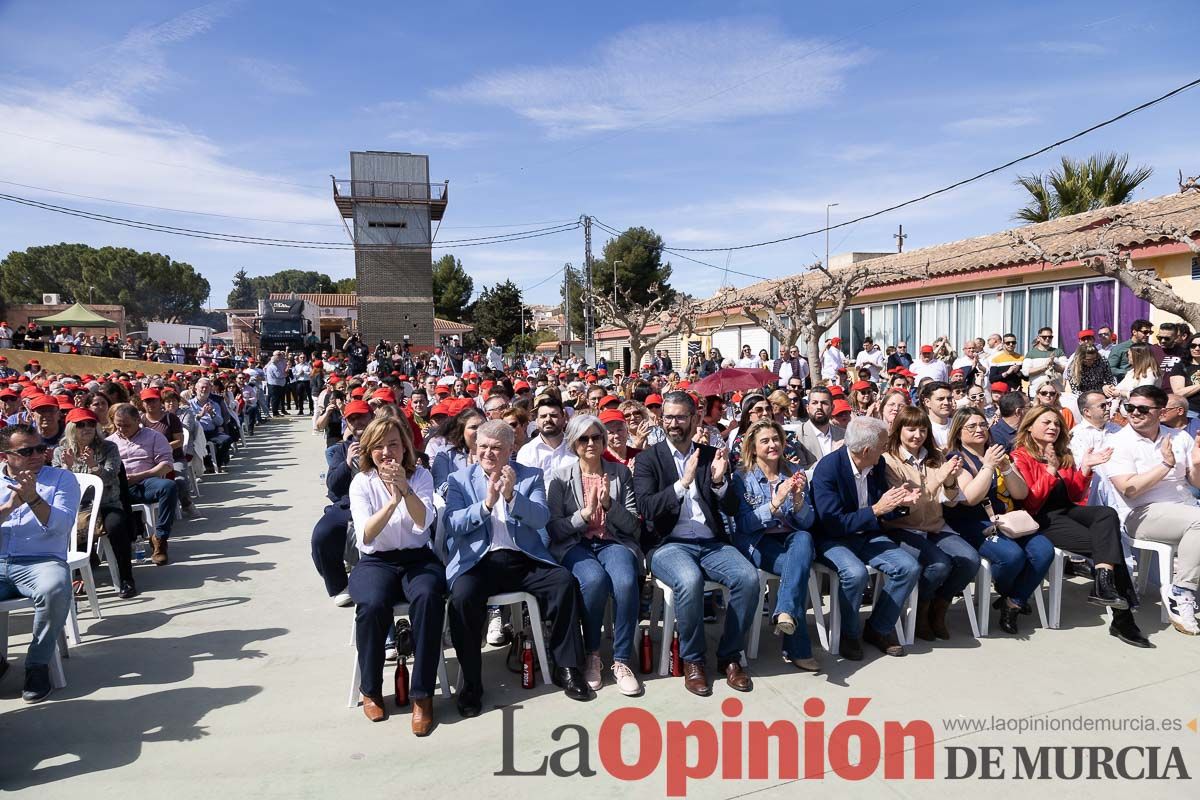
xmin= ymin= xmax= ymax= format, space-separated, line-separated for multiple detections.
xmin=914 ymin=599 xmax=936 ymax=641
xmin=1088 ymin=567 xmax=1129 ymax=610
xmin=1109 ymin=609 xmax=1153 ymax=648
xmin=998 ymin=602 xmax=1020 ymax=635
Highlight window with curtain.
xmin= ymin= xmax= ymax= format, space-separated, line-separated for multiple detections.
xmin=900 ymin=302 xmax=916 ymax=349
xmin=850 ymin=308 xmax=865 ymax=354
xmin=1004 ymin=290 xmax=1026 ymax=351
xmin=838 ymin=314 xmax=851 ymax=353
xmin=955 ymin=295 xmax=976 ymax=347
xmin=874 ymin=303 xmax=897 ymax=348
xmin=935 ymin=298 xmax=953 ymax=344
xmin=1028 ymin=287 xmax=1054 ymax=350
xmin=918 ymin=299 xmax=937 ymax=348
xmin=1118 ymin=284 xmax=1151 ymax=337
xmin=1087 ymin=281 xmax=1115 ymax=332
xmin=980 ymin=292 xmax=1003 ymax=341
xmin=1056 ymin=284 xmax=1083 ymax=355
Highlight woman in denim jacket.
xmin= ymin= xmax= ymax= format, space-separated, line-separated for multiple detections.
xmin=732 ymin=419 xmax=819 ymax=672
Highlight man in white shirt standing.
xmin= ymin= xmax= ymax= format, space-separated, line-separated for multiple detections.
xmin=516 ymin=396 xmax=575 ymax=475
xmin=1106 ymin=385 xmax=1200 ymax=636
xmin=821 ymin=338 xmax=846 ymax=383
xmin=911 ymin=344 xmax=949 ymax=384
xmin=854 ymin=338 xmax=886 ymax=383
xmin=735 ymin=345 xmax=761 ymax=369
xmin=0 ymin=321 xmax=12 ymax=350
xmin=486 ymin=337 xmax=505 ymax=372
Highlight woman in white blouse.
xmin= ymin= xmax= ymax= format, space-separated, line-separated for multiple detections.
xmin=348 ymin=416 xmax=444 ymax=735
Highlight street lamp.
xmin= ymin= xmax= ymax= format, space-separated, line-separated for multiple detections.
xmin=825 ymin=203 xmax=839 ymax=270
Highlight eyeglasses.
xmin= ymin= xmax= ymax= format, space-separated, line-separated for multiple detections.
xmin=4 ymin=444 xmax=48 ymax=457
xmin=962 ymin=423 xmax=988 ymax=432
xmin=662 ymin=414 xmax=692 ymax=424
xmin=967 ymin=394 xmax=984 ymax=401
xmin=577 ymin=434 xmax=605 ymax=445
xmin=1135 ymin=328 xmax=1153 ymax=335
xmin=1123 ymin=403 xmax=1160 ymax=416
xmin=1038 ymin=390 xmax=1059 ymax=398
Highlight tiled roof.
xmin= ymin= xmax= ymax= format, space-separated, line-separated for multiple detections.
xmin=727 ymin=190 xmax=1200 ymax=302
xmin=433 ymin=318 xmax=473 ymax=332
xmin=268 ymin=292 xmax=357 ymax=307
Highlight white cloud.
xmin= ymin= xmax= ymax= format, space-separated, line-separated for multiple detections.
xmin=1032 ymin=40 xmax=1106 ymax=56
xmin=437 ymin=20 xmax=866 ymax=137
xmin=389 ymin=128 xmax=487 ymax=149
xmin=944 ymin=113 xmax=1038 ymax=134
xmin=230 ymin=56 xmax=310 ymax=95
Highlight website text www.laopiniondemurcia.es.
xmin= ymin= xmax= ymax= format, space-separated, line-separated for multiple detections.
xmin=494 ymin=698 xmax=1193 ymax=796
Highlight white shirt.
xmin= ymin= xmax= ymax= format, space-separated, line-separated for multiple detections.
xmin=485 ymin=492 xmax=520 ymax=554
xmin=821 ymin=348 xmax=846 ymax=381
xmin=0 ymin=326 xmax=11 ymax=347
xmin=911 ymin=357 xmax=949 ymax=384
xmin=349 ymin=467 xmax=435 ymax=554
xmin=668 ymin=443 xmax=727 ymax=539
xmin=855 ymin=348 xmax=887 ymax=381
xmin=736 ymin=355 xmax=762 ymax=369
xmin=1068 ymin=420 xmax=1121 ymax=473
xmin=516 ymin=436 xmax=576 ymax=476
xmin=487 ymin=346 xmax=505 ymax=371
xmin=809 ymin=422 xmax=834 ymax=458
xmin=848 ymin=454 xmax=870 ymax=509
xmin=1107 ymin=424 xmax=1195 ymax=508
xmin=930 ymin=419 xmax=951 ymax=449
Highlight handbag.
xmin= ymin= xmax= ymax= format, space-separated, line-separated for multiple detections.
xmin=991 ymin=509 xmax=1039 ymax=538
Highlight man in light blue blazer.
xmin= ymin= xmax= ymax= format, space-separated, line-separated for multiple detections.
xmin=443 ymin=419 xmax=590 ymax=717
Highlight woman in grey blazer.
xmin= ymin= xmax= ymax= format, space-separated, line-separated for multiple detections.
xmin=547 ymin=414 xmax=644 ymax=696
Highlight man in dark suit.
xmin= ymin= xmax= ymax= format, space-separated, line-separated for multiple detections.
xmin=444 ymin=420 xmax=590 ymax=716
xmin=634 ymin=391 xmax=758 ymax=696
xmin=811 ymin=416 xmax=921 ymax=659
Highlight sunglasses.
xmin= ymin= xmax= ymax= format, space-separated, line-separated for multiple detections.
xmin=1157 ymin=337 xmax=1174 ymax=343
xmin=1038 ymin=390 xmax=1059 ymax=397
xmin=577 ymin=434 xmax=605 ymax=445
xmin=74 ymin=421 xmax=97 ymax=429
xmin=4 ymin=444 xmax=48 ymax=457
xmin=1190 ymin=343 xmax=1200 ymax=350
xmin=1003 ymin=340 xmax=1017 ymax=346
xmin=1123 ymin=403 xmax=1159 ymax=415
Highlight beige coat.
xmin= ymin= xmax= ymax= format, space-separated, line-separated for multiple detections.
xmin=881 ymin=450 xmax=961 ymax=534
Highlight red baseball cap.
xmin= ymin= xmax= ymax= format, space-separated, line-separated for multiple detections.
xmin=66 ymin=408 xmax=99 ymax=425
xmin=645 ymin=394 xmax=664 ymax=407
xmin=513 ymin=381 xmax=530 ymax=392
xmin=850 ymin=380 xmax=873 ymax=392
xmin=140 ymin=388 xmax=162 ymax=401
xmin=350 ymin=387 xmax=366 ymax=399
xmin=0 ymin=388 xmax=17 ymax=400
xmin=371 ymin=388 xmax=396 ymax=404
xmin=55 ymin=395 xmax=75 ymax=410
xmin=1078 ymin=329 xmax=1095 ymax=340
xmin=434 ymin=385 xmax=451 ymax=397
xmin=989 ymin=382 xmax=1010 ymax=393
xmin=29 ymin=395 xmax=59 ymax=412
xmin=830 ymin=337 xmax=842 ymax=346
xmin=920 ymin=345 xmax=934 ymax=354
xmin=597 ymin=395 xmax=620 ymax=409
xmin=429 ymin=402 xmax=451 ymax=417
xmin=342 ymin=400 xmax=372 ymax=418
xmin=599 ymin=409 xmax=625 ymax=425
xmin=832 ymin=399 xmax=853 ymax=415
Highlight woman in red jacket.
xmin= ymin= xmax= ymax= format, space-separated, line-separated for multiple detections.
xmin=1012 ymin=406 xmax=1150 ymax=647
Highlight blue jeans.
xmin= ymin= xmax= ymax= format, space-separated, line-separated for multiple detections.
xmin=979 ymin=533 xmax=1055 ymax=604
xmin=740 ymin=529 xmax=814 ymax=659
xmin=0 ymin=558 xmax=70 ymax=668
xmin=889 ymin=530 xmax=982 ymax=602
xmin=560 ymin=539 xmax=641 ymax=663
xmin=128 ymin=477 xmax=178 ymax=539
xmin=649 ymin=540 xmax=759 ymax=664
xmin=815 ymin=533 xmax=920 ymax=639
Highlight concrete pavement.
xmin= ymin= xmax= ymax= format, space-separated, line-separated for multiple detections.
xmin=1 ymin=415 xmax=1198 ymax=799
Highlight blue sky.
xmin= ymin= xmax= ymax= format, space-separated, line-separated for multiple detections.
xmin=0 ymin=0 xmax=1197 ymax=310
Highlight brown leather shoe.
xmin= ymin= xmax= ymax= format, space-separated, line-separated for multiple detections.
xmin=722 ymin=661 xmax=753 ymax=692
xmin=682 ymin=660 xmax=711 ymax=696
xmin=361 ymin=693 xmax=387 ymax=722
xmin=863 ymin=627 xmax=906 ymax=657
xmin=929 ymin=597 xmax=952 ymax=640
xmin=151 ymin=535 xmax=168 ymax=566
xmin=411 ymin=697 xmax=434 ymax=737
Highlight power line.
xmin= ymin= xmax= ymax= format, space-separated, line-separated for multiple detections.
xmin=664 ymin=74 xmax=1200 ymax=252
xmin=589 ymin=218 xmax=769 ymax=280
xmin=0 ymin=191 xmax=580 ymax=250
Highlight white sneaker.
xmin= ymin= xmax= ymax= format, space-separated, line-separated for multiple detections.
xmin=486 ymin=610 xmax=509 ymax=646
xmin=611 ymin=661 xmax=642 ymax=696
xmin=332 ymin=592 xmax=353 ymax=608
xmin=1165 ymin=587 xmax=1199 ymax=636
xmin=584 ymin=651 xmax=604 ymax=690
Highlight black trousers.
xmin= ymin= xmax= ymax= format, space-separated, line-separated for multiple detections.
xmin=311 ymin=504 xmax=351 ymax=596
xmin=100 ymin=504 xmax=136 ymax=584
xmin=348 ymin=548 xmax=447 ymax=699
xmin=295 ymin=381 xmax=313 ymax=415
xmin=1036 ymin=504 xmax=1133 ymax=590
xmin=268 ymin=385 xmax=286 ymax=416
xmin=448 ymin=549 xmax=584 ymax=691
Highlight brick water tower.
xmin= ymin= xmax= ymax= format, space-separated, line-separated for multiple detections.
xmin=332 ymin=151 xmax=448 ymax=348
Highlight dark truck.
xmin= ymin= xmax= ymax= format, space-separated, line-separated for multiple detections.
xmin=258 ymin=298 xmax=320 ymax=354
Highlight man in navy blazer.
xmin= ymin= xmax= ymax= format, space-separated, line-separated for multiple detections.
xmin=444 ymin=419 xmax=589 ymax=716
xmin=634 ymin=391 xmax=759 ymax=697
xmin=810 ymin=416 xmax=921 ymax=660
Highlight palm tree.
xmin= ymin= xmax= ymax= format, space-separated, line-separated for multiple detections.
xmin=1014 ymin=153 xmax=1153 ymax=223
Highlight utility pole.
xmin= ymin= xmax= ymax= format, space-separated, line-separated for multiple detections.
xmin=612 ymin=259 xmax=622 ymax=309
xmin=520 ymin=304 xmax=525 ymax=356
xmin=825 ymin=202 xmax=839 ymax=268
xmin=562 ymin=268 xmax=571 ymax=357
xmin=894 ymin=224 xmax=907 ymax=253
xmin=583 ymin=215 xmax=595 ymax=357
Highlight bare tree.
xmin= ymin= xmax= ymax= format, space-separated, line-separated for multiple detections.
xmin=588 ymin=283 xmax=698 ymax=373
xmin=725 ymin=260 xmax=921 ymax=374
xmin=1010 ymin=216 xmax=1200 ymax=330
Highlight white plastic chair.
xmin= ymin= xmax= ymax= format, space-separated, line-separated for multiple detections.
xmin=1043 ymin=547 xmax=1114 ymax=629
xmin=486 ymin=592 xmax=553 ymax=686
xmin=966 ymin=557 xmax=1050 ymax=636
xmin=131 ymin=503 xmax=158 ymax=546
xmin=0 ymin=598 xmax=68 ymax=690
xmin=810 ymin=562 xmax=917 ymax=656
xmin=66 ymin=473 xmax=105 ymax=645
xmin=346 ymin=602 xmax=452 ymax=708
xmin=647 ymin=578 xmax=735 ymax=676
xmin=1130 ymin=539 xmax=1176 ymax=624
xmin=747 ymin=569 xmax=827 ymax=659
xmin=181 ymin=427 xmax=200 ymax=498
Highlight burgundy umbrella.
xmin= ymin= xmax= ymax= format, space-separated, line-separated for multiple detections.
xmin=689 ymin=367 xmax=778 ymax=396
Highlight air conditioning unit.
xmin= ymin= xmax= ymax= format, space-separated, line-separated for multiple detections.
xmin=42 ymin=293 xmax=61 ymax=305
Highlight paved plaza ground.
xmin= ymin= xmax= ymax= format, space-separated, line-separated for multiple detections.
xmin=1 ymin=416 xmax=1197 ymax=799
